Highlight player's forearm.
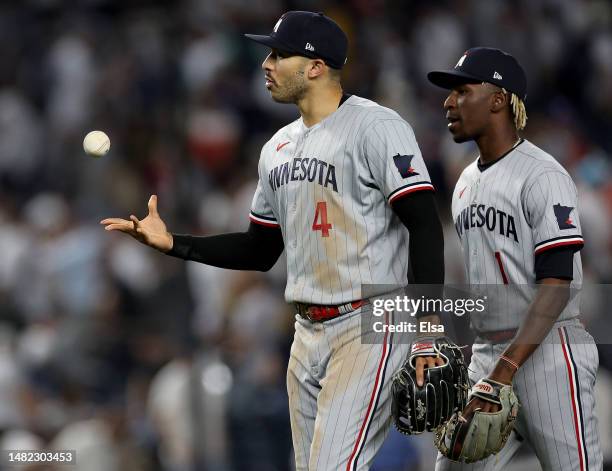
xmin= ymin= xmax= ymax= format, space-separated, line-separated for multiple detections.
xmin=489 ymin=279 xmax=571 ymax=384
xmin=167 ymin=222 xmax=284 ymax=271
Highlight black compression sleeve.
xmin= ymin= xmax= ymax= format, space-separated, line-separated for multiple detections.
xmin=534 ymin=247 xmax=575 ymax=281
xmin=392 ymin=191 xmax=445 ymax=319
xmin=391 ymin=191 xmax=445 ymax=285
xmin=166 ymin=222 xmax=284 ymax=272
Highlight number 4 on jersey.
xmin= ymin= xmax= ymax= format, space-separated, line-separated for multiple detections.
xmin=312 ymin=201 xmax=332 ymax=237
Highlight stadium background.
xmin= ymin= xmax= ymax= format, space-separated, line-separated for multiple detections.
xmin=0 ymin=0 xmax=611 ymax=469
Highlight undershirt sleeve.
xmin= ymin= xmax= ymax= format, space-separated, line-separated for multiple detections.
xmin=392 ymin=191 xmax=445 ymax=319
xmin=166 ymin=222 xmax=284 ymax=272
xmin=534 ymin=247 xmax=575 ymax=281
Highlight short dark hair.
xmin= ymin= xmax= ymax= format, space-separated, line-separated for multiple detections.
xmin=328 ymin=66 xmax=342 ymax=82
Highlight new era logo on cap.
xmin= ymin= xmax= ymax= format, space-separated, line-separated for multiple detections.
xmin=305 ymin=42 xmax=315 ymax=51
xmin=493 ymin=71 xmax=503 ymax=80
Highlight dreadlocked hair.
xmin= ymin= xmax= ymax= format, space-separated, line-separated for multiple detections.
xmin=502 ymin=88 xmax=527 ymax=130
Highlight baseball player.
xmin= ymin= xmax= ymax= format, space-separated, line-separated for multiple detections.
xmin=424 ymin=47 xmax=603 ymax=470
xmin=101 ymin=11 xmax=445 ymax=470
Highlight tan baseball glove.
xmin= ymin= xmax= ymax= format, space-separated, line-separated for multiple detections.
xmin=434 ymin=378 xmax=520 ymax=463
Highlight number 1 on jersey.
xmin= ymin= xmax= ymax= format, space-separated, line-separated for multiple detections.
xmin=312 ymin=201 xmax=332 ymax=237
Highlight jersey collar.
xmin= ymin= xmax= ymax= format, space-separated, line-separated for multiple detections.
xmin=299 ymin=93 xmax=353 ymax=132
xmin=477 ymin=138 xmax=525 ymax=172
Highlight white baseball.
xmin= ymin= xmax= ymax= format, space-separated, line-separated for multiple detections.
xmin=83 ymin=130 xmax=111 ymax=157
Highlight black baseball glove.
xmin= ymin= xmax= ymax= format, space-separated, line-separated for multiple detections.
xmin=391 ymin=336 xmax=469 ymax=435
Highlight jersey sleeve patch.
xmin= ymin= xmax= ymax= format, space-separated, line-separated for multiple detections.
xmin=553 ymin=204 xmax=577 ymax=230
xmin=388 ymin=181 xmax=435 ymax=203
xmin=249 ymin=211 xmax=280 ymax=228
xmin=534 ymin=235 xmax=584 ymax=255
xmin=393 ymin=153 xmax=419 ymax=178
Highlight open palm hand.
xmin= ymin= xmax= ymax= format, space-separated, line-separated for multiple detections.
xmin=100 ymin=195 xmax=173 ymax=252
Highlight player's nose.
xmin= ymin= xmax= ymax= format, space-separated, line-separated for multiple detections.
xmin=262 ymin=52 xmax=274 ymax=71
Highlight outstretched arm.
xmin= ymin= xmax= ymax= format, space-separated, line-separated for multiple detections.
xmin=101 ymin=195 xmax=284 ymax=272
xmin=167 ymin=222 xmax=284 ymax=271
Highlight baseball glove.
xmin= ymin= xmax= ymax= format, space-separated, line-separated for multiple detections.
xmin=434 ymin=378 xmax=520 ymax=463
xmin=391 ymin=336 xmax=469 ymax=435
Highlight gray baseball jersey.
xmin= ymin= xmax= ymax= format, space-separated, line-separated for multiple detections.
xmin=451 ymin=139 xmax=584 ymax=331
xmin=250 ymin=94 xmax=432 ymax=470
xmin=250 ymin=94 xmax=433 ymax=305
xmin=440 ymin=139 xmax=602 ymax=471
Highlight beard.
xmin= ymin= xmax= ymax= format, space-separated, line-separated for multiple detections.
xmin=270 ymin=71 xmax=307 ymax=104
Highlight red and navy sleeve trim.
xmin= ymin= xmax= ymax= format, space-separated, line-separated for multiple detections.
xmin=388 ymin=181 xmax=435 ymax=204
xmin=534 ymin=235 xmax=584 ymax=255
xmin=249 ymin=211 xmax=280 ymax=228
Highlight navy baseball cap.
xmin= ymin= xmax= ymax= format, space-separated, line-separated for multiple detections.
xmin=244 ymin=11 xmax=348 ymax=69
xmin=427 ymin=47 xmax=527 ymax=101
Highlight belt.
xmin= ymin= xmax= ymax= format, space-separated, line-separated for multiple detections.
xmin=476 ymin=328 xmax=517 ymax=343
xmin=295 ymin=299 xmax=368 ymax=322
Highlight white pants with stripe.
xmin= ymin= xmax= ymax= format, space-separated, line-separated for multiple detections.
xmin=436 ymin=318 xmax=603 ymax=471
xmin=287 ymin=308 xmax=411 ymax=471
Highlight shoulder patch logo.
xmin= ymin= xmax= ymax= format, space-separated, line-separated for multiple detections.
xmin=553 ymin=203 xmax=576 ymax=229
xmin=393 ymin=153 xmax=419 ymax=178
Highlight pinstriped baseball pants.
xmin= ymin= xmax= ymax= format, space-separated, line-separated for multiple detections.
xmin=287 ymin=308 xmax=411 ymax=471
xmin=436 ymin=318 xmax=603 ymax=471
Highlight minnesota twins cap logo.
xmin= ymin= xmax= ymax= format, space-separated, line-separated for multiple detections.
xmin=393 ymin=153 xmax=419 ymax=178
xmin=553 ymin=203 xmax=576 ymax=229
xmin=455 ymin=52 xmax=467 ymax=68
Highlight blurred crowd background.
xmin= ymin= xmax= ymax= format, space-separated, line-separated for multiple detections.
xmin=1 ymin=0 xmax=612 ymax=470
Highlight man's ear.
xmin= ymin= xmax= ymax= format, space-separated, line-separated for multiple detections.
xmin=307 ymin=59 xmax=326 ymax=79
xmin=491 ymin=89 xmax=509 ymax=113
